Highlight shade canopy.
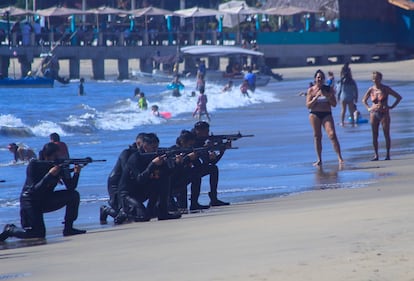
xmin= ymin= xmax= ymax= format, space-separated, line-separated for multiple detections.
xmin=218 ymin=1 xmax=257 ymax=28
xmin=219 ymin=4 xmax=261 ymax=15
xmin=86 ymin=6 xmax=130 ymax=15
xmin=181 ymin=45 xmax=264 ymax=57
xmin=0 ymin=6 xmax=33 ymax=16
xmin=263 ymin=0 xmax=339 ymax=18
xmin=130 ymin=6 xmax=176 ymax=17
xmin=388 ymin=0 xmax=414 ymax=10
xmin=264 ymin=6 xmax=319 ymax=16
xmin=174 ymin=6 xmax=223 ymax=18
xmin=36 ymin=6 xmax=86 ymax=17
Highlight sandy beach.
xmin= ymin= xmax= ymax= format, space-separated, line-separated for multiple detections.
xmin=2 ymin=60 xmax=414 ymax=280
xmin=1 ymin=155 xmax=413 ymax=280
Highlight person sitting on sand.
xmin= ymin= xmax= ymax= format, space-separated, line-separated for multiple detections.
xmin=7 ymin=143 xmax=36 ymax=163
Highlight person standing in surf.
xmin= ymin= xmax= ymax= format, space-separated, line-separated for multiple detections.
xmin=361 ymin=71 xmax=402 ymax=161
xmin=306 ymin=69 xmax=344 ymax=166
xmin=192 ymin=88 xmax=211 ymax=122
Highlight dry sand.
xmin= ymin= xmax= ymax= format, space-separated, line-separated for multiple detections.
xmin=1 ymin=155 xmax=413 ymax=281
xmin=2 ymin=60 xmax=414 ymax=281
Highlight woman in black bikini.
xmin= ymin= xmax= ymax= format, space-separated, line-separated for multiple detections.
xmin=306 ymin=69 xmax=344 ymax=166
xmin=362 ymin=71 xmax=402 ymax=161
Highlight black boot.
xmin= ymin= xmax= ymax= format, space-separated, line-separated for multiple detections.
xmin=100 ymin=205 xmax=118 ymax=225
xmin=63 ymin=221 xmax=86 ymax=237
xmin=189 ymin=201 xmax=210 ymax=212
xmin=114 ymin=209 xmax=128 ymax=225
xmin=209 ymin=192 xmax=230 ymax=206
xmin=99 ymin=206 xmax=109 ymax=225
xmin=0 ymin=224 xmax=15 ymax=242
xmin=63 ymin=228 xmax=87 ymax=237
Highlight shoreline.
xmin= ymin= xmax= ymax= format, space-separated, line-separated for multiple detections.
xmin=9 ymin=57 xmax=414 ymax=82
xmin=1 ymin=59 xmax=414 ymax=280
xmin=1 ymin=153 xmax=413 ymax=280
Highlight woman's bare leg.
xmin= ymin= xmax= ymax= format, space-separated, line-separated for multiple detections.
xmin=348 ymin=102 xmax=356 ymax=126
xmin=323 ymin=116 xmax=344 ymax=164
xmin=370 ymin=114 xmax=380 ymax=160
xmin=309 ymin=114 xmax=323 ymax=166
xmin=340 ymin=101 xmax=347 ymax=126
xmin=382 ymin=115 xmax=391 ymax=160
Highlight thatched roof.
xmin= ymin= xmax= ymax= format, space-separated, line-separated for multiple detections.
xmin=263 ymin=0 xmax=339 ymax=18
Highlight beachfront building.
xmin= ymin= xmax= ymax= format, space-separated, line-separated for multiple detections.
xmin=1 ymin=0 xmax=414 ymax=78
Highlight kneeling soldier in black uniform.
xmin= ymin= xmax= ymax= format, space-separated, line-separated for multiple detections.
xmin=1 ymin=142 xmax=86 ymax=242
xmin=118 ymin=133 xmax=181 ymax=222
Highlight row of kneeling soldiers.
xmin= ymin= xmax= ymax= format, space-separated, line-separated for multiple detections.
xmin=1 ymin=121 xmax=231 ymax=242
xmin=100 ymin=121 xmax=230 ymax=224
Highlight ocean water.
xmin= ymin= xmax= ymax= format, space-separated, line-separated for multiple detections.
xmin=1 ymin=74 xmax=413 ymax=234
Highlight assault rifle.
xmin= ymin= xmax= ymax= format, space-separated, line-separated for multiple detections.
xmin=142 ymin=145 xmax=230 ymax=168
xmin=143 ymin=145 xmax=227 ymax=158
xmin=49 ymin=157 xmax=107 ymax=167
xmin=39 ymin=157 xmax=106 ymax=176
xmin=206 ymin=132 xmax=254 ymax=146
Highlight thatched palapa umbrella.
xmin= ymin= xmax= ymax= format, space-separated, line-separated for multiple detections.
xmin=174 ymin=6 xmax=224 ymax=44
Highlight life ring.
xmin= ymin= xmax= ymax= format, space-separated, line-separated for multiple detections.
xmin=167 ymin=83 xmax=184 ymax=90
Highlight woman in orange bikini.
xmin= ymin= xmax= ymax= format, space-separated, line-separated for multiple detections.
xmin=362 ymin=71 xmax=402 ymax=161
xmin=306 ymin=69 xmax=344 ymax=166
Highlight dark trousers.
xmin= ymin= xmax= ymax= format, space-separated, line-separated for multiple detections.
xmin=122 ymin=176 xmax=170 ymax=219
xmin=104 ymin=176 xmax=122 ymax=219
xmin=190 ymin=164 xmax=219 ymax=202
xmin=170 ymin=169 xmax=193 ymax=209
xmin=17 ymin=190 xmax=80 ymax=238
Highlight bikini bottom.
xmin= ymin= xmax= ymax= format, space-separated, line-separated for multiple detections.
xmin=372 ymin=111 xmax=388 ymax=121
xmin=310 ymin=111 xmax=332 ymax=121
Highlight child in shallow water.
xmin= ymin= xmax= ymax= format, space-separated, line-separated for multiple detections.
xmin=240 ymin=79 xmax=250 ymax=98
xmin=192 ymin=88 xmax=211 ymax=121
xmin=151 ymin=105 xmax=160 ymax=117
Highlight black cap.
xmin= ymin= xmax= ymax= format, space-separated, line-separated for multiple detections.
xmin=194 ymin=121 xmax=209 ymax=130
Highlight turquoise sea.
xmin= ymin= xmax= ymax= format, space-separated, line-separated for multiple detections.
xmin=1 ymin=73 xmax=413 ymax=238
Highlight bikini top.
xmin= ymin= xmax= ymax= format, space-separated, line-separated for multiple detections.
xmin=370 ymin=87 xmax=388 ymax=104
